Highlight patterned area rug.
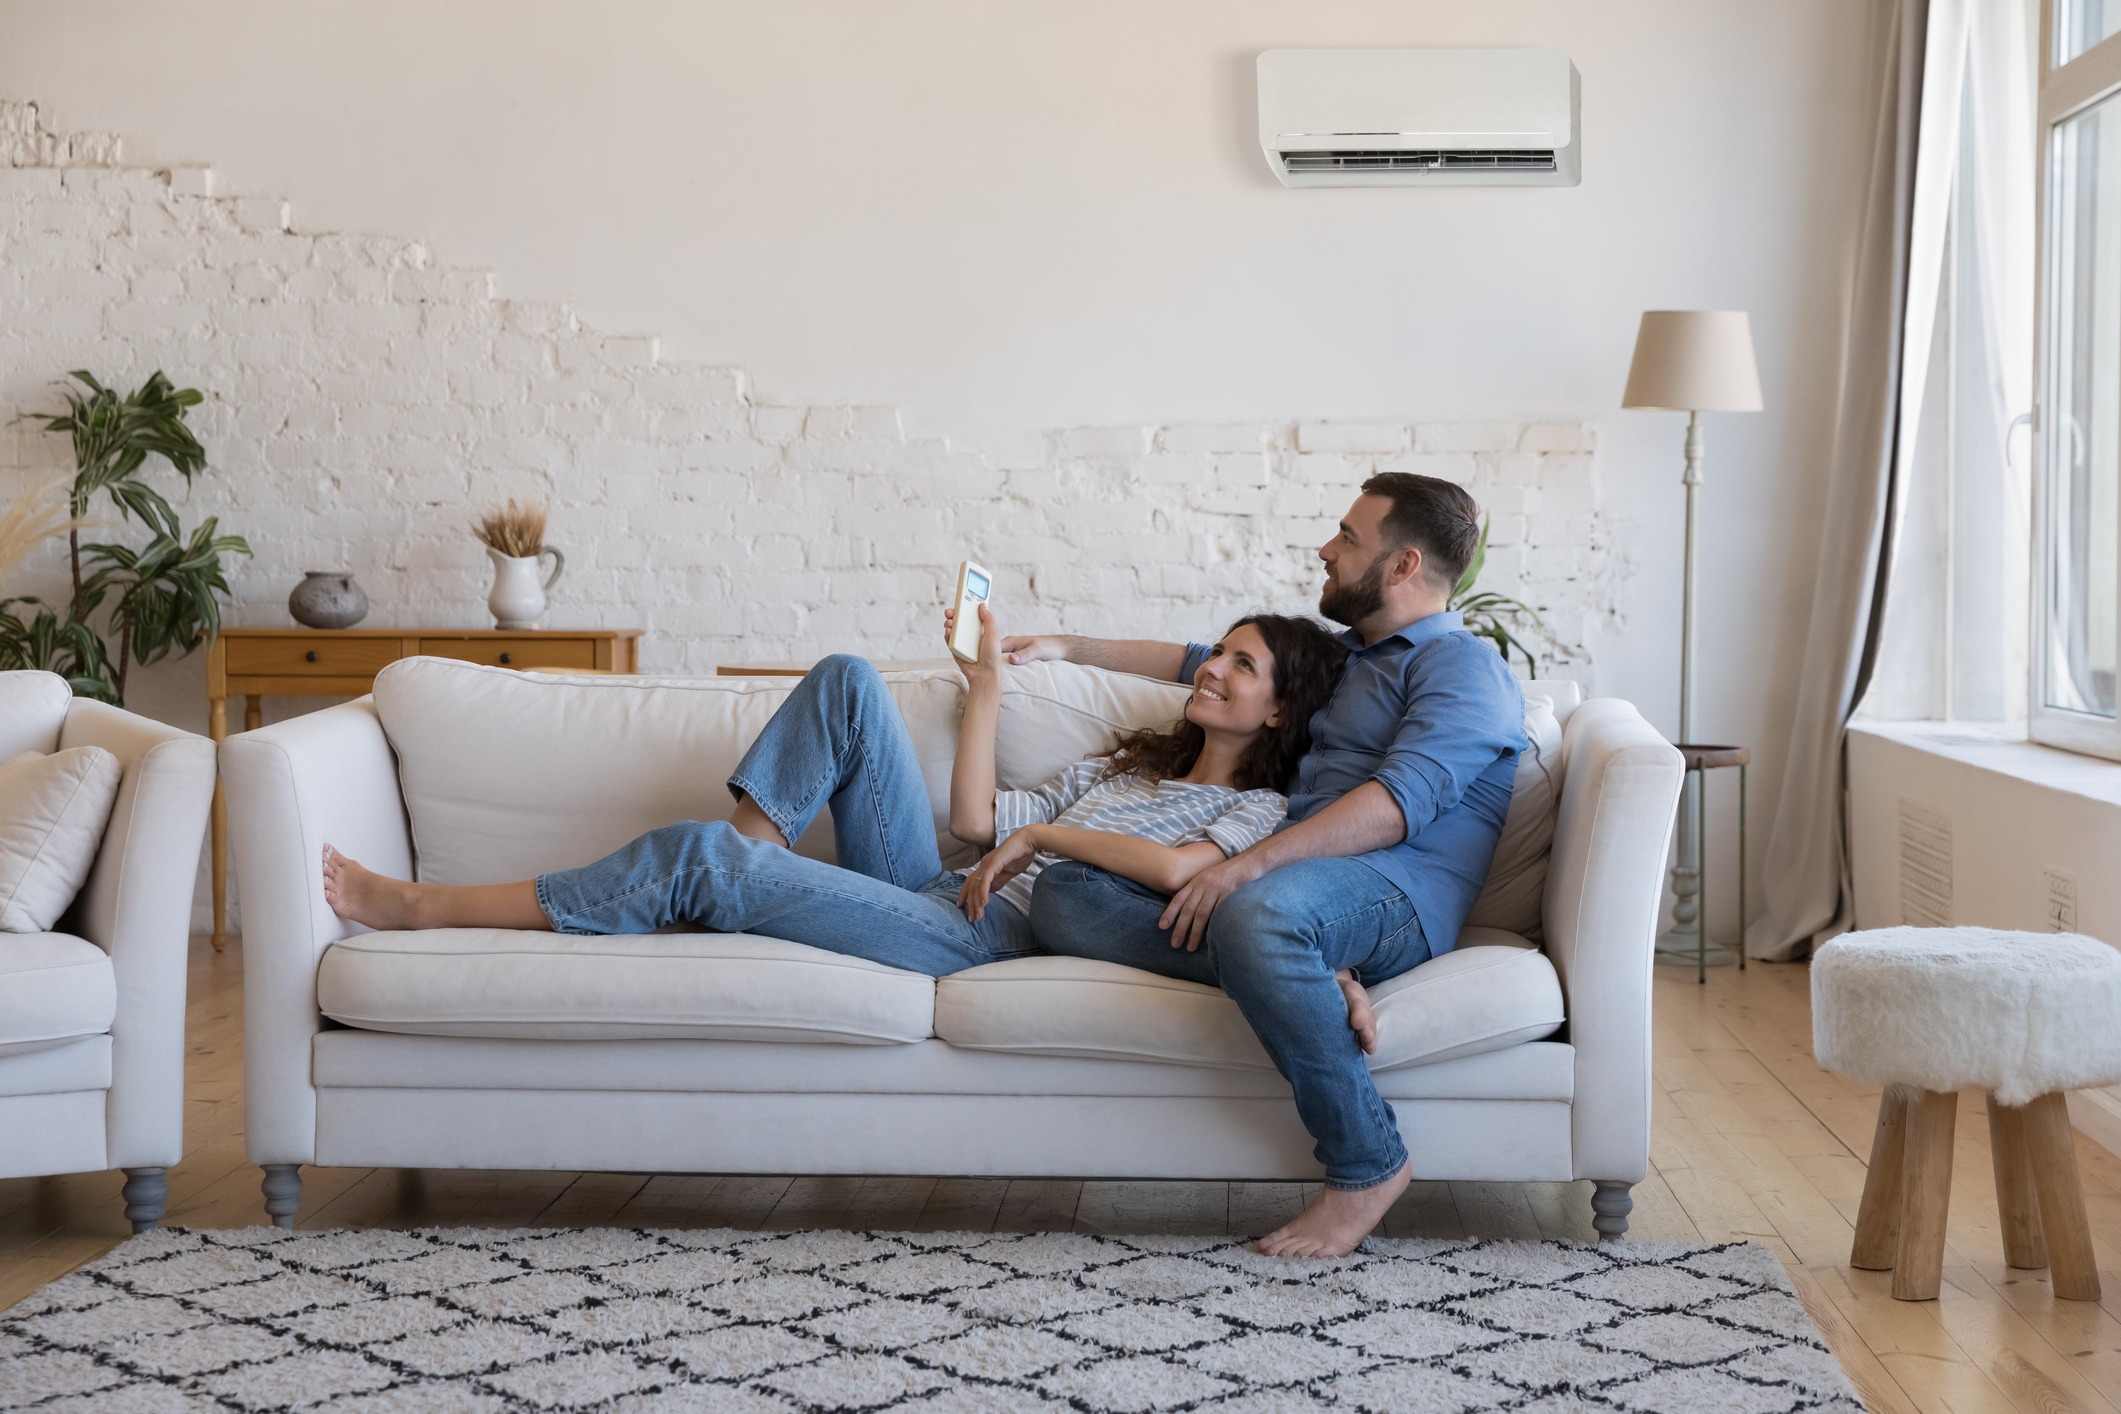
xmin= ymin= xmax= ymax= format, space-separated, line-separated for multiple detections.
xmin=2 ymin=1226 xmax=1860 ymax=1412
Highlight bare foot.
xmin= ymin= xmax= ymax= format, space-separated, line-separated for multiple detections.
xmin=321 ymin=845 xmax=424 ymax=929
xmin=1255 ymin=1160 xmax=1411 ymax=1258
xmin=1337 ymin=969 xmax=1378 ymax=1055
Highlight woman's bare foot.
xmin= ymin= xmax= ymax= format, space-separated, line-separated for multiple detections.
xmin=321 ymin=845 xmax=426 ymax=930
xmin=1255 ymin=1160 xmax=1411 ymax=1258
xmin=1337 ymin=969 xmax=1378 ymax=1055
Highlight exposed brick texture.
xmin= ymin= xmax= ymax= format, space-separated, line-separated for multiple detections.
xmin=1 ymin=97 xmax=1618 ymax=687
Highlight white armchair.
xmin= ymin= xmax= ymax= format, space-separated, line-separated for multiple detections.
xmin=0 ymin=670 xmax=217 ymax=1230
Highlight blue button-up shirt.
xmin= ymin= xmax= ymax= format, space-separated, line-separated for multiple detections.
xmin=1178 ymin=611 xmax=1524 ymax=954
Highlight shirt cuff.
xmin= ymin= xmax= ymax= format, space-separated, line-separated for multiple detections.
xmin=1177 ymin=642 xmax=1212 ymax=685
xmin=991 ymin=790 xmax=1041 ymax=846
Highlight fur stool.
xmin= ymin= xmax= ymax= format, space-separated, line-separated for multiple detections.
xmin=1812 ymin=927 xmax=2121 ymax=1301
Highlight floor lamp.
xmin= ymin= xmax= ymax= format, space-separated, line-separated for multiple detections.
xmin=1622 ymin=310 xmax=1763 ymax=966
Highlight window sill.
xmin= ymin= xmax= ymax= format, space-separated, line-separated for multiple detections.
xmin=1847 ymin=719 xmax=2121 ymax=807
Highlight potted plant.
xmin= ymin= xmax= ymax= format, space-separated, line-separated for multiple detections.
xmin=1450 ymin=516 xmax=1543 ymax=674
xmin=0 ymin=371 xmax=250 ymax=703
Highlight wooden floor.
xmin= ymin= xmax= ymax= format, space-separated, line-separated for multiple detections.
xmin=6 ymin=942 xmax=2121 ymax=1412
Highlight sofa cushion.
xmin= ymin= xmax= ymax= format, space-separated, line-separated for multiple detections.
xmin=317 ymin=928 xmax=935 ymax=1044
xmin=0 ymin=671 xmax=70 ymax=759
xmin=1464 ymin=695 xmax=1563 ymax=940
xmin=995 ymin=661 xmax=1191 ymax=790
xmin=372 ymin=658 xmax=965 ymax=884
xmin=0 ymin=932 xmax=116 ymax=1055
xmin=934 ymin=926 xmax=1563 ymax=1071
xmin=0 ymin=746 xmax=122 ymax=934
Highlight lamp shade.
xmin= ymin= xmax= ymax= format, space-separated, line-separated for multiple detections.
xmin=1621 ymin=310 xmax=1763 ymax=412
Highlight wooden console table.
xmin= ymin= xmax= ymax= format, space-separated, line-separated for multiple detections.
xmin=206 ymin=627 xmax=642 ymax=951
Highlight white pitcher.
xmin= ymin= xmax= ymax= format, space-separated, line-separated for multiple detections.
xmin=487 ymin=545 xmax=565 ymax=630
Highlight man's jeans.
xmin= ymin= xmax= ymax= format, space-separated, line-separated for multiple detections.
xmin=536 ymin=655 xmax=1035 ymax=975
xmin=1029 ymin=858 xmax=1428 ymax=1190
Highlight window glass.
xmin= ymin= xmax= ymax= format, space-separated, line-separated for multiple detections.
xmin=2046 ymin=91 xmax=2121 ymax=716
xmin=2058 ymin=0 xmax=2121 ymax=64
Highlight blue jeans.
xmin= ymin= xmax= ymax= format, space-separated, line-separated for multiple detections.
xmin=1029 ymin=857 xmax=1428 ymax=1189
xmin=535 ymin=655 xmax=1035 ymax=975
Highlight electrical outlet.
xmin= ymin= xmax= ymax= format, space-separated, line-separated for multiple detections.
xmin=2043 ymin=867 xmax=2078 ymax=932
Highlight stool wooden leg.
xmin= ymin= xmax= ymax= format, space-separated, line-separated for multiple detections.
xmin=1986 ymin=1094 xmax=2049 ymax=1270
xmin=1892 ymin=1088 xmax=1958 ymax=1301
xmin=2021 ymin=1091 xmax=2102 ymax=1301
xmin=1852 ymin=1085 xmax=1911 ymax=1270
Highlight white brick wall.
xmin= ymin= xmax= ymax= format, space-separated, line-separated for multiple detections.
xmin=1 ymin=95 xmax=1618 ymax=695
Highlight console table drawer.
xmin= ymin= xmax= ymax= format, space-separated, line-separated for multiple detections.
xmin=416 ymin=637 xmax=598 ymax=670
xmin=224 ymin=638 xmax=403 ymax=678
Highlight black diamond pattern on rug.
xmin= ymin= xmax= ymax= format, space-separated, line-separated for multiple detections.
xmin=0 ymin=1226 xmax=1863 ymax=1412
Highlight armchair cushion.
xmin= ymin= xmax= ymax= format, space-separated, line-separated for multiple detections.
xmin=0 ymin=932 xmax=115 ymax=1055
xmin=316 ymin=927 xmax=936 ymax=1044
xmin=0 ymin=745 xmax=122 ymax=932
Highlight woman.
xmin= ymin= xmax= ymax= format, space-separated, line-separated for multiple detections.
xmin=323 ymin=607 xmax=1349 ymax=979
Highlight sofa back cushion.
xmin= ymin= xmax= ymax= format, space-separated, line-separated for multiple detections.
xmin=1463 ymin=694 xmax=1563 ymax=939
xmin=0 ymin=671 xmax=71 ymax=759
xmin=373 ymin=658 xmax=965 ymax=884
xmin=0 ymin=746 xmax=123 ymax=933
xmin=993 ymin=661 xmax=1192 ymax=789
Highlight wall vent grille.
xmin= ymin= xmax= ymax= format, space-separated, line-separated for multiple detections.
xmin=1897 ymin=797 xmax=1952 ymax=927
xmin=1279 ymin=148 xmax=1558 ymax=174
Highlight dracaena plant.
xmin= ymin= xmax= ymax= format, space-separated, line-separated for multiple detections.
xmin=0 ymin=371 xmax=250 ymax=703
xmin=1449 ymin=515 xmax=1543 ymax=675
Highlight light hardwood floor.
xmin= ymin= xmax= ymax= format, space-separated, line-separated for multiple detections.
xmin=5 ymin=940 xmax=2120 ymax=1412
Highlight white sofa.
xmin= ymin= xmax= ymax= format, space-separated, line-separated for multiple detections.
xmin=0 ymin=670 xmax=217 ymax=1230
xmin=226 ymin=656 xmax=1682 ymax=1234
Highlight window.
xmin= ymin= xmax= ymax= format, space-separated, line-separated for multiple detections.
xmin=2036 ymin=9 xmax=2121 ymax=755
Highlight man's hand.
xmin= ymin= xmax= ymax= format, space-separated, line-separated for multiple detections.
xmin=957 ymin=828 xmax=1041 ymax=922
xmin=1159 ymin=850 xmax=1267 ymax=951
xmin=998 ymin=634 xmax=1069 ymax=666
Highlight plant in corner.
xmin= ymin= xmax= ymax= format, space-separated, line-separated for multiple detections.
xmin=0 ymin=371 xmax=250 ymax=704
xmin=1450 ymin=516 xmax=1542 ymax=675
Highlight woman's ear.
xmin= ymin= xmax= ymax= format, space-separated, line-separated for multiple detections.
xmin=1264 ymin=703 xmax=1285 ymax=729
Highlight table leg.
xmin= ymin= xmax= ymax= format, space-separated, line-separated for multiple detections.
xmin=1737 ymin=762 xmax=1747 ymax=970
xmin=209 ymin=695 xmax=228 ymax=952
xmin=245 ymin=695 xmax=263 ymax=732
xmin=1695 ymin=763 xmax=1708 ymax=985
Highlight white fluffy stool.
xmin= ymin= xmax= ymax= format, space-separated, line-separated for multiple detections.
xmin=1813 ymin=927 xmax=2121 ymax=1302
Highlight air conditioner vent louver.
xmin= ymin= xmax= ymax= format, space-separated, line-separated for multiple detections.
xmin=1280 ymin=148 xmax=1558 ymax=174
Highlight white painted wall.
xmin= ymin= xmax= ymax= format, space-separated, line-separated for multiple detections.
xmin=0 ymin=0 xmax=1886 ymax=941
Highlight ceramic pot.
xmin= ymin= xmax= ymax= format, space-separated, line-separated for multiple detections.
xmin=288 ymin=571 xmax=368 ymax=629
xmin=487 ymin=545 xmax=565 ymax=630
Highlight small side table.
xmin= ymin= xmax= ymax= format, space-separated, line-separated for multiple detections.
xmin=206 ymin=627 xmax=641 ymax=951
xmin=1667 ymin=742 xmax=1749 ymax=985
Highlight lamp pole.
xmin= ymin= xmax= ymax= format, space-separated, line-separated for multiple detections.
xmin=1667 ymin=411 xmax=1704 ymax=953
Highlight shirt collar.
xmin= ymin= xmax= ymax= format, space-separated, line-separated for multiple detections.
xmin=1340 ymin=610 xmax=1465 ymax=655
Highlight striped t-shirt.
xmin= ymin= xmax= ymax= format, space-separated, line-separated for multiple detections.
xmin=988 ymin=759 xmax=1288 ymax=917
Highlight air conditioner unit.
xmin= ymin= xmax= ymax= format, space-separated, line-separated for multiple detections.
xmin=1257 ymin=48 xmax=1581 ymax=188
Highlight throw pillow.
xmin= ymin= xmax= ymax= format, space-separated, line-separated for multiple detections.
xmin=1465 ymin=695 xmax=1564 ymax=941
xmin=0 ymin=746 xmax=122 ymax=933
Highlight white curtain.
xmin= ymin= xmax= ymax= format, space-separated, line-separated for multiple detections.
xmin=1755 ymin=0 xmax=2034 ymax=960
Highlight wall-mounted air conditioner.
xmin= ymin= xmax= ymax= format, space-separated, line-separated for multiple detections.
xmin=1257 ymin=48 xmax=1581 ymax=188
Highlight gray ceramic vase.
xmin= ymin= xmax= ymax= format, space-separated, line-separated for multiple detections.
xmin=288 ymin=571 xmax=369 ymax=629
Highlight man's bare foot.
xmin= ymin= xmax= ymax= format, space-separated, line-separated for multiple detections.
xmin=1255 ymin=1160 xmax=1411 ymax=1258
xmin=322 ymin=845 xmax=425 ymax=930
xmin=1337 ymin=969 xmax=1378 ymax=1055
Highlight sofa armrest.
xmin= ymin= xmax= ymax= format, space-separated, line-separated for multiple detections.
xmin=1540 ymin=697 xmax=1683 ymax=1185
xmin=223 ymin=698 xmax=411 ymax=1166
xmin=59 ymin=699 xmax=218 ymax=1170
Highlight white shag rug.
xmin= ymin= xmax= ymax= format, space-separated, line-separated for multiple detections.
xmin=1 ymin=1226 xmax=1860 ymax=1412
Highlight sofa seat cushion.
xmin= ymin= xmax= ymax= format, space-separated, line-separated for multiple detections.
xmin=317 ymin=929 xmax=935 ymax=1044
xmin=0 ymin=932 xmax=116 ymax=1055
xmin=934 ymin=926 xmax=1564 ymax=1072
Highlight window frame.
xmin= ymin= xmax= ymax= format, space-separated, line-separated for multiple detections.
xmin=2033 ymin=4 xmax=2121 ymax=758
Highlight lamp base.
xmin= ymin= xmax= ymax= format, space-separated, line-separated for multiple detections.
xmin=1655 ymin=926 xmax=1739 ymax=969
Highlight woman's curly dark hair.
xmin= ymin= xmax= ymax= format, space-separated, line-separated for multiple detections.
xmin=1100 ymin=614 xmax=1348 ymax=793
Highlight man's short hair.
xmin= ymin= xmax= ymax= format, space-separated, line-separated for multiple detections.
xmin=1359 ymin=472 xmax=1482 ymax=591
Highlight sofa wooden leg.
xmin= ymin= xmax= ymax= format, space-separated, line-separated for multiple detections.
xmin=121 ymin=1167 xmax=168 ymax=1233
xmin=2021 ymin=1092 xmax=2102 ymax=1301
xmin=1591 ymin=1181 xmax=1633 ymax=1240
xmin=261 ymin=1164 xmax=302 ymax=1230
xmin=1852 ymin=1085 xmax=1911 ymax=1270
xmin=1891 ymin=1088 xmax=1957 ymax=1301
xmin=1986 ymin=1094 xmax=2049 ymax=1270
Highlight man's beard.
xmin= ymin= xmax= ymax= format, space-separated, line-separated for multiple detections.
xmin=1320 ymin=557 xmax=1389 ymax=627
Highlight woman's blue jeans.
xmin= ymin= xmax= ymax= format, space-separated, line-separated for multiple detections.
xmin=1028 ymin=858 xmax=1429 ymax=1190
xmin=535 ymin=655 xmax=1035 ymax=975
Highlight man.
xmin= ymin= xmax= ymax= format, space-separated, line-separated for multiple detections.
xmin=1002 ymin=474 xmax=1525 ymax=1257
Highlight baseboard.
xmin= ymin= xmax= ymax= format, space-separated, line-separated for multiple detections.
xmin=2066 ymin=1085 xmax=2121 ymax=1160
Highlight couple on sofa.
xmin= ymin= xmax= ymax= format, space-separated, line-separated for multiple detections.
xmin=324 ymin=472 xmax=1526 ymax=1257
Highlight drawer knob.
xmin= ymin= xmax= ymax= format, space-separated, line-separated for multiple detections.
xmin=305 ymin=650 xmax=318 ymax=663
xmin=499 ymin=652 xmax=513 ymax=665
